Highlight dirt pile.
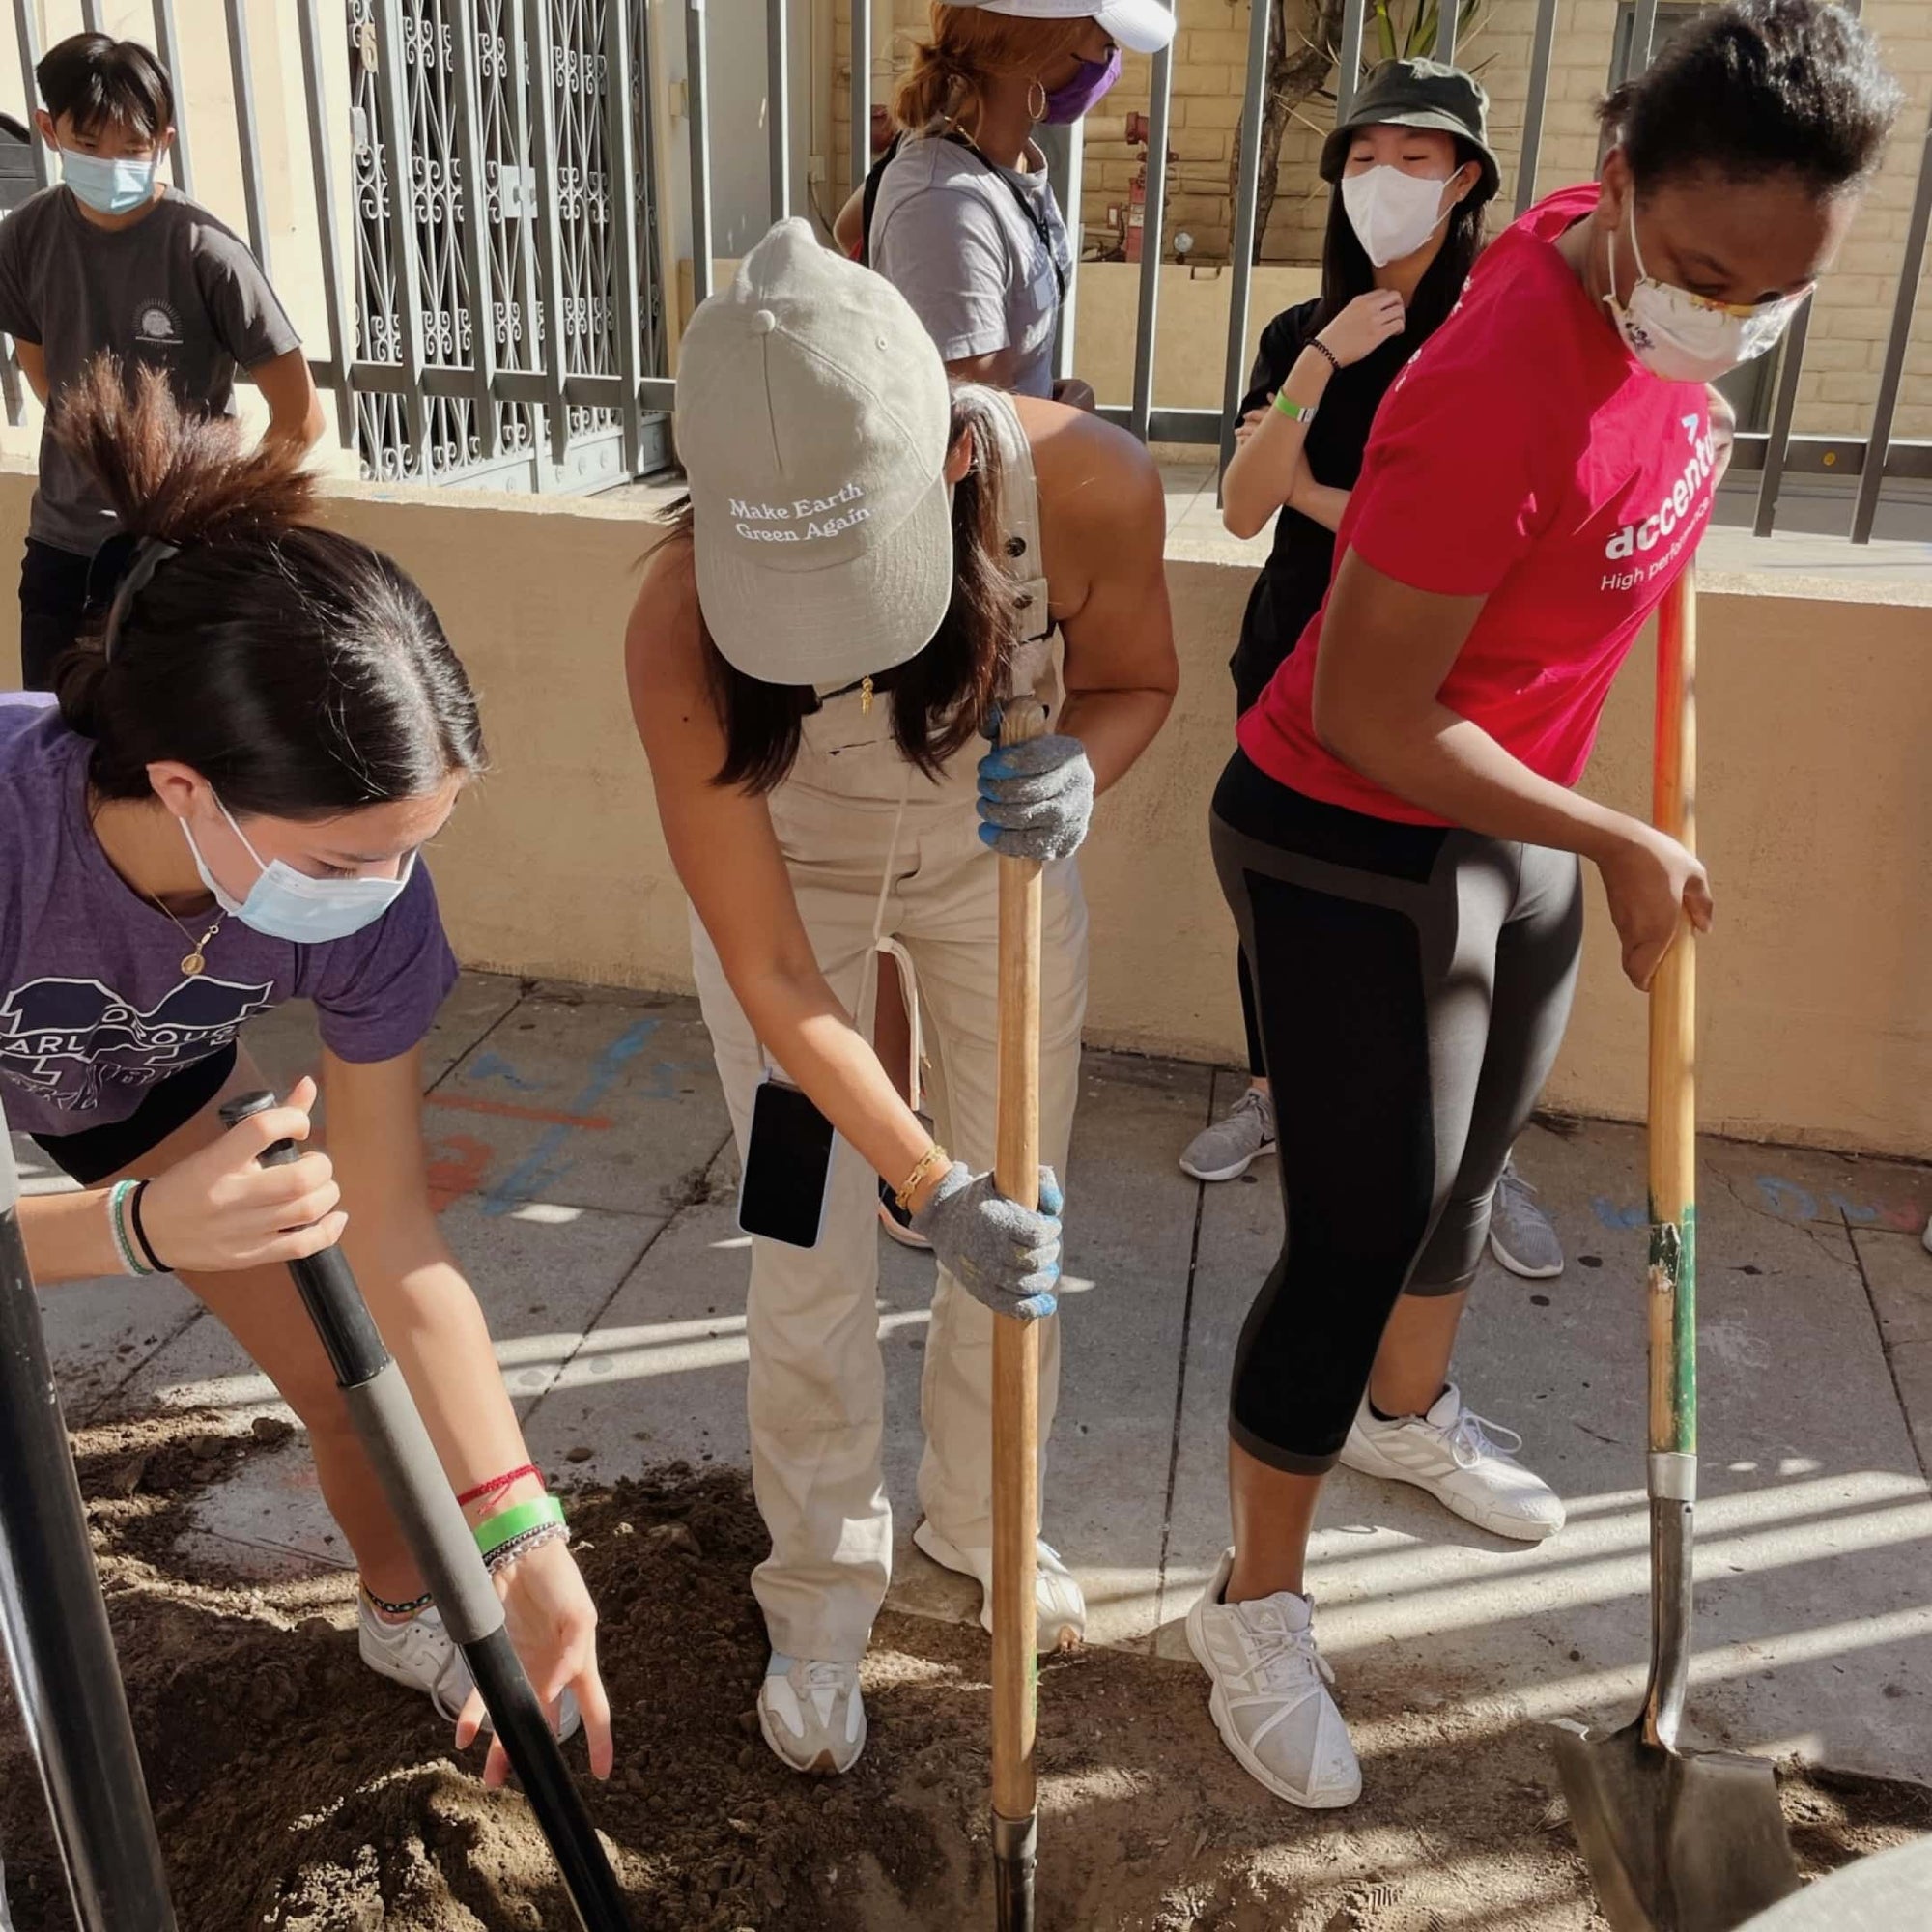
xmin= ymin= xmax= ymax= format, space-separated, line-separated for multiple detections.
xmin=0 ymin=1407 xmax=1924 ymax=1931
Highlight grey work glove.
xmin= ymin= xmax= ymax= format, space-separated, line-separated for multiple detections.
xmin=977 ymin=732 xmax=1095 ymax=864
xmin=911 ymin=1162 xmax=1065 ymax=1322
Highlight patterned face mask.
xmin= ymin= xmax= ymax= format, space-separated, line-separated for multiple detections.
xmin=1605 ymin=192 xmax=1806 ymax=384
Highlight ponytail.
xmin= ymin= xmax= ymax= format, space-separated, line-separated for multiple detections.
xmin=895 ymin=4 xmax=1092 ymax=133
xmin=53 ymin=355 xmax=484 ymax=816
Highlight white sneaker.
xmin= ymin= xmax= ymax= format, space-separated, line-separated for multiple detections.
xmin=1341 ymin=1383 xmax=1565 ymax=1542
xmin=912 ymin=1519 xmax=1086 ymax=1650
xmin=1186 ymin=1548 xmax=1360 ymax=1809
xmin=758 ymin=1654 xmax=866 ymax=1776
xmin=358 ymin=1597 xmax=582 ymax=1739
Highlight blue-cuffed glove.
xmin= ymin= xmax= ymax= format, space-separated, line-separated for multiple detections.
xmin=976 ymin=733 xmax=1095 ymax=863
xmin=911 ymin=1162 xmax=1065 ymax=1322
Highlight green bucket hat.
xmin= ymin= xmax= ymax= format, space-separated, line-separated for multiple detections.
xmin=1320 ymin=58 xmax=1500 ymax=203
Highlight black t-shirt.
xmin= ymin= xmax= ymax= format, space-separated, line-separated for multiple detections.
xmin=1230 ymin=298 xmax=1414 ymax=713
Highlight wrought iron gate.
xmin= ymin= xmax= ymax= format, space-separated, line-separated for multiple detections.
xmin=348 ymin=0 xmax=668 ymax=492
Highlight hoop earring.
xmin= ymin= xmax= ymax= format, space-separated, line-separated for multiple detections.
xmin=1026 ymin=76 xmax=1047 ymax=122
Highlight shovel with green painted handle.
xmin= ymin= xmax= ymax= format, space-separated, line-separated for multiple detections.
xmin=1554 ymin=566 xmax=1800 ymax=1932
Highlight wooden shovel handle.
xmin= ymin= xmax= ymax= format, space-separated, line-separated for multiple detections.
xmin=1647 ymin=569 xmax=1697 ymax=1463
xmin=991 ymin=701 xmax=1044 ymax=1826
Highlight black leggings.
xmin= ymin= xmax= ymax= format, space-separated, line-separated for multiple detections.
xmin=1210 ymin=751 xmax=1583 ymax=1473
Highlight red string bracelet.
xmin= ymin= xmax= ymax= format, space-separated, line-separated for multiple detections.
xmin=456 ymin=1463 xmax=541 ymax=1508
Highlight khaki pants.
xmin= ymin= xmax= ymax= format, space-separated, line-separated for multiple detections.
xmin=690 ymin=691 xmax=1088 ymax=1661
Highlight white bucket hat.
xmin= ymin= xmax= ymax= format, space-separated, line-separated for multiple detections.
xmin=675 ymin=219 xmax=956 ymax=688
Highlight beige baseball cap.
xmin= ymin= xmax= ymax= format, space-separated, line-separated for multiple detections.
xmin=947 ymin=0 xmax=1177 ymax=56
xmin=675 ymin=219 xmax=955 ymax=688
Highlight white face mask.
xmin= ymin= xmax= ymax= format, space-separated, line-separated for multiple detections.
xmin=1341 ymin=164 xmax=1464 ymax=269
xmin=1604 ymin=195 xmax=1805 ymax=384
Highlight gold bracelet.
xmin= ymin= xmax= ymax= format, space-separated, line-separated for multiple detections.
xmin=895 ymin=1143 xmax=951 ymax=1214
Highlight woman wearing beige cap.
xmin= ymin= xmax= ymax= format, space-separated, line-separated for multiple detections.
xmin=625 ymin=219 xmax=1175 ymax=1776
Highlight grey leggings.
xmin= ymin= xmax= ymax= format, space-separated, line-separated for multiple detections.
xmin=1210 ymin=751 xmax=1584 ymax=1473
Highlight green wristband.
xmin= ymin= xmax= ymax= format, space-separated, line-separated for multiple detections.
xmin=1272 ymin=389 xmax=1318 ymax=424
xmin=473 ymin=1493 xmax=564 ymax=1559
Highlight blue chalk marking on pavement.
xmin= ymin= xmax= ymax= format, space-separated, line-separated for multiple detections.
xmin=1591 ymin=1196 xmax=1646 ymax=1230
xmin=1755 ymin=1176 xmax=1818 ymax=1222
xmin=1827 ymin=1192 xmax=1880 ymax=1225
xmin=481 ymin=1018 xmax=661 ymax=1217
xmin=465 ymin=1050 xmax=544 ymax=1092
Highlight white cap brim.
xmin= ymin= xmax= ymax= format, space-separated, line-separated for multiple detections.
xmin=1094 ymin=0 xmax=1177 ymax=53
xmin=694 ymin=467 xmax=955 ymax=689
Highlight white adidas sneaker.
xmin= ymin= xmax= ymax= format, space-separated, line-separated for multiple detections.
xmin=357 ymin=1597 xmax=582 ymax=1739
xmin=758 ymin=1653 xmax=867 ymax=1776
xmin=1341 ymin=1382 xmax=1565 ymax=1542
xmin=913 ymin=1520 xmax=1086 ymax=1650
xmin=1186 ymin=1548 xmax=1360 ymax=1809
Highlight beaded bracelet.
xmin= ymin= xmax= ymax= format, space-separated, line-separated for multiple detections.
xmin=473 ymin=1493 xmax=566 ymax=1562
xmin=106 ymin=1181 xmax=157 ymax=1278
xmin=483 ymin=1520 xmax=571 ymax=1576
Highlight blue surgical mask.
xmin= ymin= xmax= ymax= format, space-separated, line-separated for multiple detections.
xmin=180 ymin=799 xmax=415 ymax=945
xmin=58 ymin=147 xmax=158 ymax=217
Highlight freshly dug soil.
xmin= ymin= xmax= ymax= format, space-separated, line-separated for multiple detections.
xmin=0 ymin=1407 xmax=1925 ymax=1931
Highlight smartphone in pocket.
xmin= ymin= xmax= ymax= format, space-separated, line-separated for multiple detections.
xmin=737 ymin=1075 xmax=837 ymax=1249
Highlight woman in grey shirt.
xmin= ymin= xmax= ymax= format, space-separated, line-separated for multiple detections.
xmin=866 ymin=0 xmax=1175 ymax=401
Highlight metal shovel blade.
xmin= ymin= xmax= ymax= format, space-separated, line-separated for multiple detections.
xmin=1555 ymin=1719 xmax=1800 ymax=1932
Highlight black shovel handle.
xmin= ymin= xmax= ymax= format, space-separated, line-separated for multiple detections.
xmin=222 ymin=1092 xmax=631 ymax=1931
xmin=0 ymin=1105 xmax=177 ymax=1930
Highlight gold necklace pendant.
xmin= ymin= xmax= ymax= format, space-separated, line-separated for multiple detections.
xmin=860 ymin=674 xmax=874 ymax=717
xmin=169 ymin=912 xmax=224 ymax=978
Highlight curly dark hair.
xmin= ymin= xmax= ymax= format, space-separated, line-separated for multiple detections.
xmin=1601 ymin=0 xmax=1903 ymax=196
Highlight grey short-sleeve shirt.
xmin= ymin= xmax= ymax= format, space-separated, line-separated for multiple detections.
xmin=0 ymin=186 xmax=300 ymax=554
xmin=869 ymin=134 xmax=1071 ymax=398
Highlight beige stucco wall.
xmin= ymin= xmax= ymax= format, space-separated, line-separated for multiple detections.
xmin=3 ymin=462 xmax=1923 ymax=1159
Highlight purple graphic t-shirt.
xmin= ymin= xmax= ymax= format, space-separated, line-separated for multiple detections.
xmin=0 ymin=693 xmax=459 ymax=1139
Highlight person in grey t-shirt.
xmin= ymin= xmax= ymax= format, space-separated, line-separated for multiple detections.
xmin=0 ymin=33 xmax=323 ymax=692
xmin=866 ymin=0 xmax=1175 ymax=405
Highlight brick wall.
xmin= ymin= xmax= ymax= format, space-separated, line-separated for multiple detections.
xmin=835 ymin=0 xmax=1930 ymax=437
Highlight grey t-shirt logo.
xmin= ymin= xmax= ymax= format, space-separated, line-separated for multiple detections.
xmin=133 ymin=298 xmax=183 ymax=347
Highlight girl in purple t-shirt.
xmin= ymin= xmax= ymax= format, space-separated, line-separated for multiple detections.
xmin=0 ymin=357 xmax=612 ymax=1787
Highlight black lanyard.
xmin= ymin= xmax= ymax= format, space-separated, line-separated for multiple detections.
xmin=946 ymin=129 xmax=1068 ymax=312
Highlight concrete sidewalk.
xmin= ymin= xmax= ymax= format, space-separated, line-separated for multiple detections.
xmin=14 ymin=972 xmax=1932 ymax=1790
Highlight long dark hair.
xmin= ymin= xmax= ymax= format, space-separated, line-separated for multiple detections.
xmin=1600 ymin=0 xmax=1899 ymax=196
xmin=674 ymin=387 xmax=1017 ymax=794
xmin=54 ymin=356 xmax=485 ymax=816
xmin=1312 ymin=134 xmax=1491 ymax=345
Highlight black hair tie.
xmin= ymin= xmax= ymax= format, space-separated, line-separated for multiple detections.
xmin=99 ymin=535 xmax=182 ymax=662
xmin=128 ymin=1179 xmax=170 ymax=1274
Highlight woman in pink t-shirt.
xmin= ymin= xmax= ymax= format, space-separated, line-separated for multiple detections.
xmin=1188 ymin=0 xmax=1901 ymax=1810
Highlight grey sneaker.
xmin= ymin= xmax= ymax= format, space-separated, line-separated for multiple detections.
xmin=758 ymin=1653 xmax=866 ymax=1775
xmin=1489 ymin=1159 xmax=1563 ymax=1279
xmin=1180 ymin=1087 xmax=1276 ymax=1183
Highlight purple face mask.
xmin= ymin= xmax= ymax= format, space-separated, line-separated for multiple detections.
xmin=1039 ymin=45 xmax=1122 ymax=124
